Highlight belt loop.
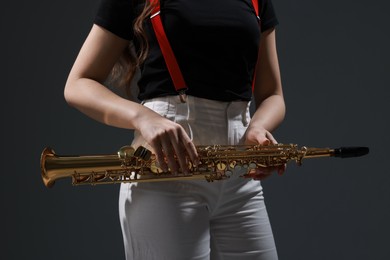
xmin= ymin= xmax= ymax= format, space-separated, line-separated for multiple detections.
xmin=242 ymin=101 xmax=250 ymax=127
xmin=175 ymin=96 xmax=193 ymax=140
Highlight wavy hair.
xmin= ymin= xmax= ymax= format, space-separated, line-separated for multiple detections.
xmin=109 ymin=0 xmax=155 ymax=97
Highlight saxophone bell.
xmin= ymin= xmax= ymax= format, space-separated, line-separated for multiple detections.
xmin=41 ymin=147 xmax=56 ymax=188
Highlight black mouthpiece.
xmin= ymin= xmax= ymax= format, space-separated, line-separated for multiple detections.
xmin=333 ymin=147 xmax=369 ymax=158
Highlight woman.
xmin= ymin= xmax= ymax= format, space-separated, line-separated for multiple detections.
xmin=64 ymin=0 xmax=285 ymax=259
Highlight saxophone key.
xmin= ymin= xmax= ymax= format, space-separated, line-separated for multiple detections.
xmin=216 ymin=162 xmax=226 ymax=171
xmin=225 ymin=170 xmax=233 ymax=177
xmin=229 ymin=161 xmax=237 ymax=169
xmin=248 ymin=162 xmax=257 ymax=170
xmin=150 ymin=161 xmax=163 ymax=174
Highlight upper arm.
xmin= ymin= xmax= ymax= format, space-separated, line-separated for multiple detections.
xmin=66 ymin=24 xmax=131 ymax=85
xmin=253 ymin=28 xmax=283 ymax=105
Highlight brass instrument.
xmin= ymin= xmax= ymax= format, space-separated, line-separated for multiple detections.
xmin=40 ymin=144 xmax=369 ymax=188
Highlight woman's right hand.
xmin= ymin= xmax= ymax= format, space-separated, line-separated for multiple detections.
xmin=135 ymin=110 xmax=198 ymax=174
xmin=64 ymin=25 xmax=198 ymax=173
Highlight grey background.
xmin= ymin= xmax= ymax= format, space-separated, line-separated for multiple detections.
xmin=1 ymin=0 xmax=389 ymax=259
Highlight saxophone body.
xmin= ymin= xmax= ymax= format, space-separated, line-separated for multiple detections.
xmin=40 ymin=144 xmax=368 ymax=188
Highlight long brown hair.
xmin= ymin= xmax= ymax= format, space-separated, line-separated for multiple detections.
xmin=109 ymin=0 xmax=155 ymax=97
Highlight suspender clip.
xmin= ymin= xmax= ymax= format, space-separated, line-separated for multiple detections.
xmin=150 ymin=10 xmax=161 ymax=19
xmin=178 ymin=89 xmax=188 ymax=103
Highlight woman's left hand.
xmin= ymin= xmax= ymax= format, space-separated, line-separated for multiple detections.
xmin=244 ymin=125 xmax=286 ymax=180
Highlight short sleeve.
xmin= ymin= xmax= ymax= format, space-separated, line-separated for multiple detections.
xmin=94 ymin=0 xmax=137 ymax=40
xmin=259 ymin=0 xmax=279 ymax=32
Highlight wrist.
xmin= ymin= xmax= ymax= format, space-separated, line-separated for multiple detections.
xmin=132 ymin=106 xmax=162 ymax=132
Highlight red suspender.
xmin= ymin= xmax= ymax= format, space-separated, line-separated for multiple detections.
xmin=149 ymin=0 xmax=187 ymax=101
xmin=251 ymin=0 xmax=260 ymax=19
xmin=149 ymin=0 xmax=260 ymax=99
xmin=251 ymin=0 xmax=261 ymax=91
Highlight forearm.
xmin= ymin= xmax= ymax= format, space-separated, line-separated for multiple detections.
xmin=64 ymin=78 xmax=155 ymax=131
xmin=250 ymin=94 xmax=285 ymax=132
xmin=249 ymin=28 xmax=285 ymax=133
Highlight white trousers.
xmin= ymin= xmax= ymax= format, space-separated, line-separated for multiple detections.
xmin=119 ymin=95 xmax=278 ymax=260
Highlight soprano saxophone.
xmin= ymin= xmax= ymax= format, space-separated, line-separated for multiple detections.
xmin=40 ymin=144 xmax=369 ymax=188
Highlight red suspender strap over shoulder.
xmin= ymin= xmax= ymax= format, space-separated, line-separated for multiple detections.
xmin=251 ymin=0 xmax=260 ymax=19
xmin=251 ymin=0 xmax=261 ymax=91
xmin=149 ymin=0 xmax=188 ymax=102
xmin=149 ymin=0 xmax=260 ymax=101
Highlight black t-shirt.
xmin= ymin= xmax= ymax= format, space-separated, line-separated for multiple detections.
xmin=95 ymin=0 xmax=279 ymax=101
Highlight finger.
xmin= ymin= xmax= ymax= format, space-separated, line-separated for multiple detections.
xmin=265 ymin=132 xmax=277 ymax=144
xmin=254 ymin=135 xmax=270 ymax=146
xmin=181 ymin=133 xmax=199 ymax=166
xmin=278 ymin=164 xmax=286 ymax=175
xmin=245 ymin=166 xmax=278 ymax=180
xmin=169 ymin=130 xmax=192 ymax=174
xmin=251 ymin=170 xmax=273 ymax=180
xmin=262 ymin=139 xmax=271 ymax=146
xmin=171 ymin=142 xmax=188 ymax=174
xmin=160 ymin=137 xmax=178 ymax=173
xmin=150 ymin=140 xmax=168 ymax=172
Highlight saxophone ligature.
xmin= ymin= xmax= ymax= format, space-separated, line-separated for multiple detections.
xmin=40 ymin=144 xmax=369 ymax=188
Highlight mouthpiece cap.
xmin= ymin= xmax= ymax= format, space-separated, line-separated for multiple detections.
xmin=333 ymin=147 xmax=369 ymax=158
